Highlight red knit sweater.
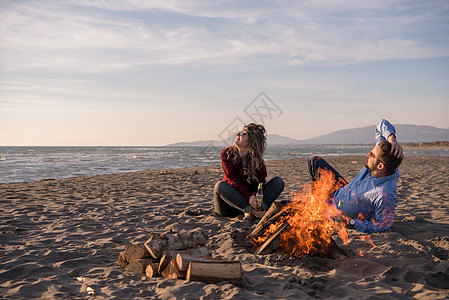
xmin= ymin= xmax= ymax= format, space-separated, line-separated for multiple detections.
xmin=220 ymin=147 xmax=267 ymax=201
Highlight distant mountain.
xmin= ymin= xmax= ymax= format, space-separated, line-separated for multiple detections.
xmin=167 ymin=134 xmax=300 ymax=147
xmin=168 ymin=138 xmax=230 ymax=147
xmin=167 ymin=124 xmax=449 ymax=146
xmin=299 ymin=125 xmax=374 ymax=144
xmin=301 ymin=124 xmax=449 ymax=144
xmin=389 ymin=124 xmax=449 ymax=143
xmin=266 ymin=134 xmax=302 ymax=145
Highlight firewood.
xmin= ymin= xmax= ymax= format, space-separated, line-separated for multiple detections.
xmin=126 ymin=259 xmax=153 ymax=275
xmin=255 ymin=222 xmax=289 ymax=255
xmin=144 ymin=228 xmax=208 ymax=259
xmin=158 ymin=251 xmax=176 ymax=274
xmin=186 ymin=261 xmax=242 ymax=286
xmin=254 ymin=221 xmax=347 ymax=258
xmin=248 ymin=202 xmax=285 ymax=240
xmin=158 ymin=246 xmax=211 ymax=274
xmin=123 ymin=243 xmax=150 ymax=262
xmin=259 ymin=201 xmax=283 ymax=225
xmin=176 ymin=254 xmax=221 ymax=274
xmin=145 ymin=262 xmax=160 ymax=278
xmin=118 ymin=252 xmax=128 ymax=268
xmin=177 ymin=246 xmax=211 ymax=257
xmin=251 ymin=209 xmax=285 ymax=238
xmin=161 ymin=259 xmax=182 ymax=279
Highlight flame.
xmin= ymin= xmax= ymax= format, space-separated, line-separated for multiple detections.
xmin=255 ymin=169 xmax=349 ymax=257
xmin=253 ymin=222 xmax=281 ymax=245
xmin=252 ymin=169 xmax=389 ymax=258
xmin=359 ymin=235 xmax=376 ymax=248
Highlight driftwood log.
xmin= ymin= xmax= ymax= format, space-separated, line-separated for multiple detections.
xmin=144 ymin=228 xmax=208 ymax=259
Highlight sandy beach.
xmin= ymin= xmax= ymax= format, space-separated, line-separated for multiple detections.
xmin=1 ymin=155 xmax=448 ymax=299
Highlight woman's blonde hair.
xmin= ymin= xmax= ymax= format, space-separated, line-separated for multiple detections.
xmin=228 ymin=123 xmax=267 ymax=183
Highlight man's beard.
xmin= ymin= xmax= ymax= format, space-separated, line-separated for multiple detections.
xmin=365 ymin=162 xmax=376 ymax=172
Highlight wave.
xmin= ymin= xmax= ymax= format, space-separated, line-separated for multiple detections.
xmin=0 ymin=146 xmax=446 ymax=184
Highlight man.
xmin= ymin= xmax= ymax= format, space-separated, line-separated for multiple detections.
xmin=308 ymin=119 xmax=404 ymax=233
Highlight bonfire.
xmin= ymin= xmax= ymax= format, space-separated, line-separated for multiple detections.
xmin=249 ymin=170 xmax=349 ymax=258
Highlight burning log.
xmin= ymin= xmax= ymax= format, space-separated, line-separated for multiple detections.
xmin=247 ymin=170 xmax=349 ymax=259
xmin=252 ymin=217 xmax=346 ymax=258
xmin=254 ymin=222 xmax=289 ymax=255
xmin=248 ymin=202 xmax=285 ymax=240
xmin=231 ymin=202 xmax=287 ymax=248
xmin=281 ymin=226 xmax=346 ymax=259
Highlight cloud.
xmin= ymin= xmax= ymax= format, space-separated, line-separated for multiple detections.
xmin=1 ymin=0 xmax=448 ymax=74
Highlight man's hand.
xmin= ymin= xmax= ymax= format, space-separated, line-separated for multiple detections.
xmin=388 ymin=134 xmax=403 ymax=159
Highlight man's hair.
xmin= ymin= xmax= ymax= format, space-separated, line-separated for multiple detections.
xmin=378 ymin=141 xmax=403 ymax=175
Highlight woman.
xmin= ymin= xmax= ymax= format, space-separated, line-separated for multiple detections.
xmin=213 ymin=123 xmax=285 ymax=222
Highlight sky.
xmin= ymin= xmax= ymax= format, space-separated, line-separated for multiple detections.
xmin=1 ymin=0 xmax=448 ymax=146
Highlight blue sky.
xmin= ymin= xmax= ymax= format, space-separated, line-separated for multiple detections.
xmin=1 ymin=0 xmax=448 ymax=146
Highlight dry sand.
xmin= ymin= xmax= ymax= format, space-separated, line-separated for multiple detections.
xmin=1 ymin=156 xmax=448 ymax=299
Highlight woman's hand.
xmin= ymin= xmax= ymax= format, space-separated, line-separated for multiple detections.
xmin=248 ymin=195 xmax=257 ymax=208
xmin=248 ymin=195 xmax=265 ymax=218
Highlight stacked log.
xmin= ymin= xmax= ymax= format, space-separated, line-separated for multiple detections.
xmin=118 ymin=228 xmax=242 ymax=286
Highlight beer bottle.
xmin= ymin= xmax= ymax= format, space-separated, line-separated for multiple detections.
xmin=255 ymin=183 xmax=263 ymax=210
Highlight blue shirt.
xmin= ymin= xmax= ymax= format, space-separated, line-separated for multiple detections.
xmin=333 ymin=119 xmax=399 ymax=233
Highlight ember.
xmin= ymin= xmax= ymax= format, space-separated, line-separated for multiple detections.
xmin=251 ymin=170 xmax=349 ymax=258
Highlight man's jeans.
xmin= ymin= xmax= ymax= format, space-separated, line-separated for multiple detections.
xmin=308 ymin=156 xmax=348 ymax=185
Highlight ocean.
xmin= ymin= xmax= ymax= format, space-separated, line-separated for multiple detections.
xmin=0 ymin=145 xmax=447 ymax=184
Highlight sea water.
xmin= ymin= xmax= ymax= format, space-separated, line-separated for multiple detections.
xmin=0 ymin=145 xmax=447 ymax=184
